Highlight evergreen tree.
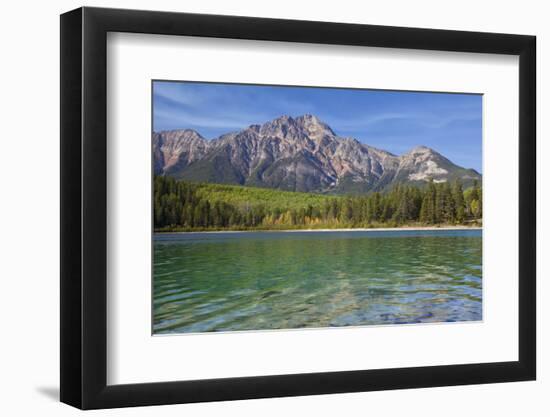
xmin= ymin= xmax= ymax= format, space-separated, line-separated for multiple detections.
xmin=441 ymin=182 xmax=455 ymax=223
xmin=453 ymin=179 xmax=465 ymax=223
xmin=152 ymin=176 xmax=481 ymax=231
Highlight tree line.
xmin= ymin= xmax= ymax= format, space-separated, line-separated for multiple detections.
xmin=154 ymin=176 xmax=482 ymax=231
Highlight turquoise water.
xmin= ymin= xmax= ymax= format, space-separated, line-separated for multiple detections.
xmin=153 ymin=229 xmax=482 ymax=334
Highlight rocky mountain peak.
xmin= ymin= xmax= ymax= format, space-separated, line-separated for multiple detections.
xmin=152 ymin=129 xmax=209 ymax=175
xmin=155 ymin=128 xmax=204 ymax=142
xmin=153 ymin=114 xmax=481 ymax=193
xmin=407 ymin=145 xmax=435 ymax=155
xmin=295 ymin=114 xmax=335 ymax=138
xmin=247 ymin=124 xmax=261 ymax=133
xmin=259 ymin=115 xmax=300 ymax=138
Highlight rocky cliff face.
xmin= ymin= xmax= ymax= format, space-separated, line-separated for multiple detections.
xmin=153 ymin=114 xmax=481 ymax=193
xmin=152 ymin=129 xmax=209 ymax=176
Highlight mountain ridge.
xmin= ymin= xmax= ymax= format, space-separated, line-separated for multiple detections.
xmin=153 ymin=114 xmax=481 ymax=194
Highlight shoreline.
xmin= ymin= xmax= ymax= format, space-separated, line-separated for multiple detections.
xmin=155 ymin=225 xmax=482 ymax=234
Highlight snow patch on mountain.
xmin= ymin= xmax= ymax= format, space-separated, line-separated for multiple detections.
xmin=408 ymin=160 xmax=448 ymax=181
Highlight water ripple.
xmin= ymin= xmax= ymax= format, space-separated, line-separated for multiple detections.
xmin=153 ymin=230 xmax=482 ymax=333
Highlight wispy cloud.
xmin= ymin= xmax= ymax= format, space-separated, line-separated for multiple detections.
xmin=155 ymin=109 xmax=250 ymax=132
xmin=328 ymin=112 xmax=425 ymax=130
xmin=419 ymin=113 xmax=481 ymax=129
xmin=328 ymin=110 xmax=480 ymax=132
xmin=153 ymin=83 xmax=207 ymax=108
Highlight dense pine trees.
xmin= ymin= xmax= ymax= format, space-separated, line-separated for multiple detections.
xmin=154 ymin=176 xmax=482 ymax=231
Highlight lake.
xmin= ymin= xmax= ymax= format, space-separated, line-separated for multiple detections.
xmin=153 ymin=229 xmax=482 ymax=334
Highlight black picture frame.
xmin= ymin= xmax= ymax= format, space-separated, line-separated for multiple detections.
xmin=60 ymin=6 xmax=536 ymax=410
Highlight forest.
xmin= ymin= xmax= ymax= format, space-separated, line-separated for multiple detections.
xmin=154 ymin=176 xmax=482 ymax=232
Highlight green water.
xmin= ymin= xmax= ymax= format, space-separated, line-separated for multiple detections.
xmin=153 ymin=229 xmax=482 ymax=334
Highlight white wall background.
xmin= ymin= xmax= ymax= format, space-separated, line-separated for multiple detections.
xmin=0 ymin=0 xmax=545 ymax=415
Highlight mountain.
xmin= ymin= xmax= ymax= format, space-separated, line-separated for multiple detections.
xmin=153 ymin=114 xmax=481 ymax=194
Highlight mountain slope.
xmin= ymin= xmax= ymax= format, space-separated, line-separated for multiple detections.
xmin=153 ymin=114 xmax=481 ymax=194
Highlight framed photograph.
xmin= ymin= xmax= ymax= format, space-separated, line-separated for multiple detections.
xmin=60 ymin=7 xmax=536 ymax=409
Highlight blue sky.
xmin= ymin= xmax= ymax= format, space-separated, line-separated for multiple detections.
xmin=153 ymin=81 xmax=482 ymax=172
